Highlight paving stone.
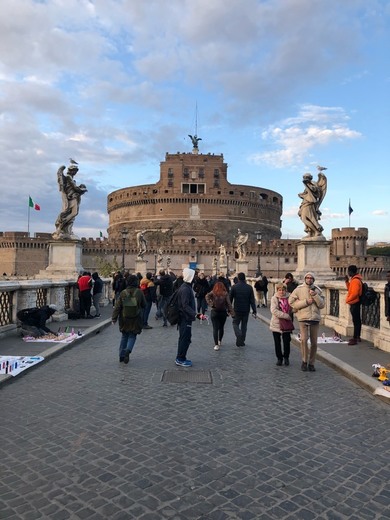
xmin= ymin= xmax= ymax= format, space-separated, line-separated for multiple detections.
xmin=0 ymin=318 xmax=389 ymax=519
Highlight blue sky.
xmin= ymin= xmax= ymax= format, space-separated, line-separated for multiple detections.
xmin=0 ymin=0 xmax=389 ymax=244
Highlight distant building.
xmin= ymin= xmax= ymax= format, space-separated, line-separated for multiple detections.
xmin=1 ymin=150 xmax=389 ymax=279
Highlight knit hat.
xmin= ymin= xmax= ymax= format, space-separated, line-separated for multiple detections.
xmin=304 ymin=272 xmax=315 ymax=282
xmin=183 ymin=268 xmax=195 ymax=283
xmin=49 ymin=304 xmax=58 ymax=311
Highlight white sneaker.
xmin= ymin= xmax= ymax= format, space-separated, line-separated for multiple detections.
xmin=214 ymin=345 xmax=220 ymax=350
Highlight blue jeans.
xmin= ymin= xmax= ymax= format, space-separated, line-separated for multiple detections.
xmin=157 ymin=296 xmax=170 ymax=325
xmin=119 ymin=332 xmax=137 ymax=358
xmin=177 ymin=320 xmax=192 ymax=360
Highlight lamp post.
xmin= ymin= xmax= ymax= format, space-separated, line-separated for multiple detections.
xmin=154 ymin=252 xmax=157 ymax=274
xmin=255 ymin=231 xmax=262 ymax=277
xmin=121 ymin=228 xmax=128 ymax=269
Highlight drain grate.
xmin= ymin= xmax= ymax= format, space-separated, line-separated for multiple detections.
xmin=161 ymin=369 xmax=213 ymax=384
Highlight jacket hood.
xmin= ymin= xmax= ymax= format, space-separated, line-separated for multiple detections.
xmin=183 ymin=268 xmax=195 ymax=283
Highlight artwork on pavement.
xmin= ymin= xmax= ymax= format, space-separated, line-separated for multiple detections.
xmin=0 ymin=356 xmax=44 ymax=376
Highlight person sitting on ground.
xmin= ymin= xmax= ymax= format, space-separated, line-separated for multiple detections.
xmin=17 ymin=305 xmax=58 ymax=338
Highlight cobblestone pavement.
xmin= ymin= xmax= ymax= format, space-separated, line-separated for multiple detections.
xmin=1 ymin=315 xmax=389 ymax=520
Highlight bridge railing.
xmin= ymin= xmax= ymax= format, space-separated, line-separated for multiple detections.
xmin=250 ymin=278 xmax=390 ymax=353
xmin=0 ymin=278 xmax=112 ymax=339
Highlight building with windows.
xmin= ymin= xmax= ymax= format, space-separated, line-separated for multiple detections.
xmin=107 ymin=150 xmax=283 ymax=247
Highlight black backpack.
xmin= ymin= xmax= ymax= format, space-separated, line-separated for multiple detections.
xmin=165 ymin=291 xmax=180 ymax=325
xmin=360 ymin=281 xmax=377 ymax=306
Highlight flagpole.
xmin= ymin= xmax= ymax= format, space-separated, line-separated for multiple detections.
xmin=27 ymin=203 xmax=30 ymax=236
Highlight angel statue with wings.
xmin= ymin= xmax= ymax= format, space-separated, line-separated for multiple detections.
xmin=298 ymin=167 xmax=327 ymax=238
xmin=53 ymin=162 xmax=87 ymax=240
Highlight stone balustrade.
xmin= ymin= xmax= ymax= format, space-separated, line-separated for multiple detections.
xmin=0 ymin=278 xmax=112 ymax=339
xmin=250 ymin=278 xmax=390 ymax=353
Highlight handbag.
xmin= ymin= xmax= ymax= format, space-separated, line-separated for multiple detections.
xmin=279 ymin=318 xmax=294 ymax=332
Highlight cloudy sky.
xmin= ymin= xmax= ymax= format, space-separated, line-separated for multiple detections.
xmin=1 ymin=0 xmax=389 ymax=243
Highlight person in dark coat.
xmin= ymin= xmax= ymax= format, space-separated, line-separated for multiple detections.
xmin=17 ymin=305 xmax=58 ymax=337
xmin=91 ymin=272 xmax=103 ymax=317
xmin=175 ymin=268 xmax=197 ymax=367
xmin=154 ymin=270 xmax=174 ymax=326
xmin=229 ymin=272 xmax=257 ymax=347
xmin=193 ymin=272 xmax=210 ymax=314
xmin=112 ymin=274 xmax=146 ymax=364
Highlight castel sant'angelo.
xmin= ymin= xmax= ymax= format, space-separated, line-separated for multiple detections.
xmin=1 ymin=137 xmax=389 ymax=278
xmin=104 ymin=136 xmax=283 ymax=273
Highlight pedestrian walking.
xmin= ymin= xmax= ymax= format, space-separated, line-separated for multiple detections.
xmin=229 ymin=272 xmax=257 ymax=347
xmin=205 ymin=281 xmax=234 ymax=351
xmin=385 ymin=270 xmax=390 ymax=323
xmin=270 ymin=283 xmax=294 ymax=366
xmin=112 ymin=274 xmax=146 ymax=364
xmin=289 ymin=272 xmax=325 ymax=372
xmin=194 ymin=272 xmax=210 ymax=315
xmin=91 ymin=271 xmax=103 ymax=317
xmin=345 ymin=265 xmax=363 ymax=345
xmin=175 ymin=268 xmax=197 ymax=367
xmin=139 ymin=272 xmax=156 ymax=329
xmin=154 ymin=269 xmax=174 ymax=326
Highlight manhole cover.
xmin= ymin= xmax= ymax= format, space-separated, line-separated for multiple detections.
xmin=161 ymin=370 xmax=213 ymax=384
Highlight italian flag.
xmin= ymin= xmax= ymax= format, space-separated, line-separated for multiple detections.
xmin=28 ymin=196 xmax=40 ymax=211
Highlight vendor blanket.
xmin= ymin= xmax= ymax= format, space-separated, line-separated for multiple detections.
xmin=0 ymin=355 xmax=44 ymax=376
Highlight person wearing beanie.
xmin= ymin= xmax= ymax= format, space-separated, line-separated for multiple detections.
xmin=288 ymin=272 xmax=325 ymax=372
xmin=229 ymin=272 xmax=257 ymax=347
xmin=175 ymin=267 xmax=197 ymax=367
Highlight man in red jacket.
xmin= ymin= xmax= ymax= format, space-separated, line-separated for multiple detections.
xmin=345 ymin=265 xmax=363 ymax=345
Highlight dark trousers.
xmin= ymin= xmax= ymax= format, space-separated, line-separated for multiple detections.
xmin=350 ymin=302 xmax=362 ymax=339
xmin=232 ymin=312 xmax=249 ymax=342
xmin=272 ymin=331 xmax=291 ymax=361
xmin=196 ymin=296 xmax=207 ymax=314
xmin=210 ymin=310 xmax=227 ymax=345
xmin=79 ymin=290 xmax=91 ymax=317
xmin=143 ymin=300 xmax=152 ymax=326
xmin=177 ymin=320 xmax=192 ymax=360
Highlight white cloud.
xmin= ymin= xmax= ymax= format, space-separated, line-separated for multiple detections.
xmin=249 ymin=105 xmax=362 ymax=168
xmin=372 ymin=210 xmax=388 ymax=216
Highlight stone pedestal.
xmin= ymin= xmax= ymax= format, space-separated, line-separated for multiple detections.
xmin=135 ymin=259 xmax=147 ymax=277
xmin=219 ymin=263 xmax=228 ymax=276
xmin=36 ymin=240 xmax=83 ymax=280
xmin=294 ymin=237 xmax=336 ymax=282
xmin=235 ymin=260 xmax=249 ymax=276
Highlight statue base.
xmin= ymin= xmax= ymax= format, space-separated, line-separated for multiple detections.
xmin=294 ymin=238 xmax=336 ymax=282
xmin=219 ymin=263 xmax=228 ymax=276
xmin=135 ymin=259 xmax=147 ymax=277
xmin=36 ymin=240 xmax=84 ymax=280
xmin=235 ymin=260 xmax=249 ymax=276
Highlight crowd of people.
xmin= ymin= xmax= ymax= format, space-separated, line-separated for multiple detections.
xmin=110 ymin=263 xmax=378 ymax=373
xmin=17 ymin=261 xmax=380 ymax=370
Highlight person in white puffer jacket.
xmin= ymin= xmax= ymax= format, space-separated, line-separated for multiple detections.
xmin=288 ymin=272 xmax=325 ymax=372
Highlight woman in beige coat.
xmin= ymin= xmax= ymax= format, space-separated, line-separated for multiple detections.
xmin=288 ymin=272 xmax=325 ymax=372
